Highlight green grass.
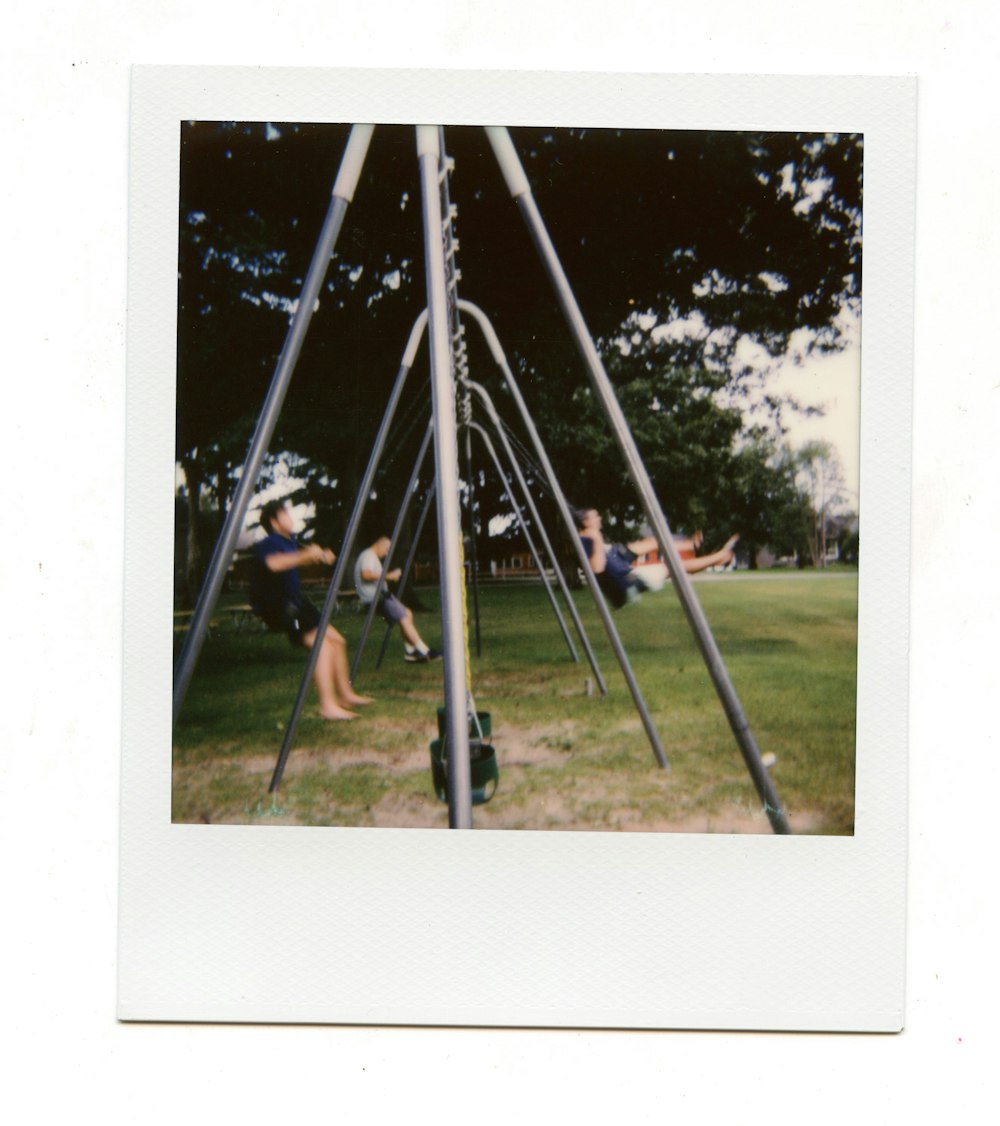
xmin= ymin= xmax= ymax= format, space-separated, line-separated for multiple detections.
xmin=173 ymin=573 xmax=858 ymax=834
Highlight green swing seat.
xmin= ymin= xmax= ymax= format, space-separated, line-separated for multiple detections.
xmin=430 ymin=708 xmax=498 ymax=805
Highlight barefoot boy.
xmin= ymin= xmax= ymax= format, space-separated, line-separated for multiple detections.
xmin=250 ymin=500 xmax=371 ymax=720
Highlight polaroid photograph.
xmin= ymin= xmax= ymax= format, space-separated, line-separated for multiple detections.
xmin=120 ymin=67 xmax=914 ymax=1029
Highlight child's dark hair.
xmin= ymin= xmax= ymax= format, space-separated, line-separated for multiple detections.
xmin=258 ymin=499 xmax=287 ymax=534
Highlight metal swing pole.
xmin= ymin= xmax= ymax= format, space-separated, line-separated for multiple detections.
xmin=438 ymin=126 xmax=483 ymax=659
xmin=173 ymin=124 xmax=375 ymax=724
xmin=375 ymin=480 xmax=437 ymax=671
xmin=418 ymin=126 xmax=472 ymax=829
xmin=466 ymin=376 xmax=608 ymax=687
xmin=495 ymin=357 xmax=669 ymax=770
xmin=351 ymin=420 xmax=434 ymax=681
xmin=268 ymin=310 xmax=428 ymax=793
xmin=462 ymin=420 xmax=483 ymax=658
xmin=486 ymin=127 xmax=789 ymax=832
xmin=465 ymin=407 xmax=580 ymax=664
xmin=458 ymin=302 xmax=672 ymax=761
xmin=466 ymin=422 xmax=579 ymax=662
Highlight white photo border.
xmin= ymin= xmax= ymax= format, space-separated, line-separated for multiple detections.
xmin=120 ymin=67 xmax=913 ymax=1030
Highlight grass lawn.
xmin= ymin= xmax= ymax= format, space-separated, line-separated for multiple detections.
xmin=172 ymin=571 xmax=858 ymax=834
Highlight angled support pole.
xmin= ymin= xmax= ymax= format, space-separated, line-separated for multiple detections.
xmin=465 ymin=376 xmax=606 ymax=688
xmin=458 ymin=302 xmax=672 ymax=763
xmin=486 ymin=127 xmax=789 ymax=832
xmin=465 ymin=421 xmax=578 ymax=663
xmin=351 ymin=419 xmax=434 ymax=681
xmin=173 ymin=124 xmax=375 ymax=724
xmin=418 ymin=126 xmax=472 ymax=828
xmin=268 ymin=309 xmax=428 ymax=793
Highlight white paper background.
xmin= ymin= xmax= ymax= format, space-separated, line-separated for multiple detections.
xmin=7 ymin=0 xmax=995 ymax=1119
xmin=120 ymin=66 xmax=910 ymax=1031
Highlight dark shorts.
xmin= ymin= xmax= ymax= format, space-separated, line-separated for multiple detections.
xmin=255 ymin=597 xmax=322 ymax=645
xmin=372 ymin=592 xmax=408 ymax=625
xmin=598 ymin=545 xmax=640 ymax=609
xmin=596 ymin=569 xmax=633 ymax=609
xmin=287 ymin=598 xmax=322 ymax=644
xmin=607 ymin=544 xmax=638 ymax=569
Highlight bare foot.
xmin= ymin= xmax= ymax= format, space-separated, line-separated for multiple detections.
xmin=344 ymin=694 xmax=374 ymax=707
xmin=319 ymin=705 xmax=358 ymax=721
xmin=719 ymin=534 xmax=740 ymax=563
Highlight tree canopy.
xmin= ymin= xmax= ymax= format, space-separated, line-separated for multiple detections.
xmin=175 ymin=122 xmax=862 ymax=595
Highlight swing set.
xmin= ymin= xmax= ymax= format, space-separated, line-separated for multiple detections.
xmin=172 ymin=124 xmax=790 ymax=834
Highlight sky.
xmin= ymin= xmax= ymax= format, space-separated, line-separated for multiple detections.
xmin=768 ymin=340 xmax=862 ymax=508
xmin=634 ymin=305 xmax=863 ymax=513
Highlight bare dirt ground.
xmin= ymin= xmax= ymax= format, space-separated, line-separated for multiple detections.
xmin=175 ymin=718 xmax=824 ymax=834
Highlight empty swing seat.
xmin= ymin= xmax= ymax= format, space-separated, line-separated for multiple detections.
xmin=430 ymin=708 xmax=498 ymax=805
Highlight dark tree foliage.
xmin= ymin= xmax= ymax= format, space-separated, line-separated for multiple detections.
xmin=175 ymin=122 xmax=861 ymax=583
xmin=541 ymin=341 xmax=744 ymax=537
xmin=727 ymin=435 xmax=806 ymax=568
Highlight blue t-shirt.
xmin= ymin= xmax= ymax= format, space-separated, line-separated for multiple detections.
xmin=250 ymin=532 xmax=301 ymax=624
xmin=579 ymin=536 xmax=636 ymax=608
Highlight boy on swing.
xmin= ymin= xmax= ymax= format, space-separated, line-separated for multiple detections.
xmin=354 ymin=536 xmax=442 ymax=663
xmin=249 ymin=499 xmax=372 ymax=720
xmin=575 ymin=507 xmax=739 ymax=609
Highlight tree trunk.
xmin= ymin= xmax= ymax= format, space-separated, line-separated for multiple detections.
xmin=182 ymin=456 xmax=204 ymax=609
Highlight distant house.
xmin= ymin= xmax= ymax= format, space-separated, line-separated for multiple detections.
xmin=755 ymin=546 xmax=780 ymax=569
xmin=490 ymin=552 xmax=541 ymax=579
xmin=637 ymin=544 xmax=661 ymax=566
xmin=412 ymin=560 xmax=440 ymax=584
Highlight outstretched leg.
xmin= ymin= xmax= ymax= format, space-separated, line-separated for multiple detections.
xmin=680 ymin=535 xmax=739 ymax=574
xmin=627 ymin=531 xmax=739 ymax=577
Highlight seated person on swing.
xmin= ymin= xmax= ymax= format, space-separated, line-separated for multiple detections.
xmin=574 ymin=507 xmax=739 ymax=609
xmin=354 ymin=535 xmax=441 ymax=663
xmin=249 ymin=499 xmax=372 ymax=720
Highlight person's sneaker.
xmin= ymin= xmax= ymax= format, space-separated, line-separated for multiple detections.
xmin=424 ymin=648 xmax=443 ymax=661
xmin=404 ymin=650 xmax=427 ymax=663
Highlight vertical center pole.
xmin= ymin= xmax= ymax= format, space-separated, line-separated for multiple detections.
xmin=417 ymin=126 xmax=473 ymax=829
xmin=463 ymin=425 xmax=483 ymax=657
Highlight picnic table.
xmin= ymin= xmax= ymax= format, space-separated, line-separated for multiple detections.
xmin=173 ymin=596 xmax=362 ymax=637
xmin=173 ymin=605 xmax=256 ymax=634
